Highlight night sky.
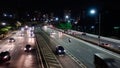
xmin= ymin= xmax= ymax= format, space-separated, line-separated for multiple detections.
xmin=0 ymin=0 xmax=120 ymax=25
xmin=0 ymin=0 xmax=120 ymax=11
xmin=0 ymin=0 xmax=120 ymax=18
xmin=0 ymin=0 xmax=120 ymax=37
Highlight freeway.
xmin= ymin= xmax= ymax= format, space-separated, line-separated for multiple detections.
xmin=44 ymin=26 xmax=120 ymax=68
xmin=35 ymin=27 xmax=84 ymax=68
xmin=0 ymin=29 xmax=38 ymax=68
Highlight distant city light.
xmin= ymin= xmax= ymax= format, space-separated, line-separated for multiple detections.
xmin=91 ymin=26 xmax=95 ymax=29
xmin=68 ymin=20 xmax=70 ymax=23
xmin=51 ymin=19 xmax=53 ymax=21
xmin=74 ymin=21 xmax=78 ymax=24
xmin=9 ymin=14 xmax=13 ymax=18
xmin=114 ymin=27 xmax=120 ymax=29
xmin=65 ymin=15 xmax=69 ymax=19
xmin=33 ymin=18 xmax=36 ymax=21
xmin=27 ymin=14 xmax=30 ymax=16
xmin=45 ymin=20 xmax=48 ymax=23
xmin=3 ymin=13 xmax=7 ymax=17
xmin=1 ymin=22 xmax=6 ymax=26
xmin=55 ymin=17 xmax=59 ymax=21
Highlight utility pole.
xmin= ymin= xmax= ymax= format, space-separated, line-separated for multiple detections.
xmin=98 ymin=13 xmax=101 ymax=45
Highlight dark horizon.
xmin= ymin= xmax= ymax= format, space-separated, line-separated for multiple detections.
xmin=0 ymin=0 xmax=120 ymax=10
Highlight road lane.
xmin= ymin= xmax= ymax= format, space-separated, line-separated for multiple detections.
xmin=68 ymin=30 xmax=120 ymax=50
xmin=0 ymin=29 xmax=38 ymax=68
xmin=45 ymin=27 xmax=120 ymax=68
xmin=37 ymin=27 xmax=84 ymax=68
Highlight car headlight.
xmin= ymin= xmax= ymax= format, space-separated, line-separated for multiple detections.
xmin=4 ymin=55 xmax=8 ymax=59
xmin=29 ymin=48 xmax=32 ymax=50
xmin=58 ymin=50 xmax=61 ymax=52
xmin=24 ymin=48 xmax=26 ymax=50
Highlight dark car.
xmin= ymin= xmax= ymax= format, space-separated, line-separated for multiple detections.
xmin=101 ymin=43 xmax=111 ymax=47
xmin=0 ymin=51 xmax=11 ymax=63
xmin=8 ymin=38 xmax=15 ymax=43
xmin=24 ymin=44 xmax=32 ymax=52
xmin=55 ymin=45 xmax=65 ymax=55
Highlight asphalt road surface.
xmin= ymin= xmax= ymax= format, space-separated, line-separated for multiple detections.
xmin=0 ymin=29 xmax=38 ymax=68
xmin=45 ymin=27 xmax=120 ymax=68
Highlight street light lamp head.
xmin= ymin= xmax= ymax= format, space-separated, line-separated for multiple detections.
xmin=55 ymin=17 xmax=59 ymax=21
xmin=90 ymin=9 xmax=96 ymax=14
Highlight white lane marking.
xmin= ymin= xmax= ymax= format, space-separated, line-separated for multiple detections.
xmin=66 ymin=51 xmax=87 ymax=68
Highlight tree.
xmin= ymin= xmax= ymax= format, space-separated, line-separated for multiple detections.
xmin=0 ymin=26 xmax=11 ymax=34
xmin=57 ymin=21 xmax=72 ymax=30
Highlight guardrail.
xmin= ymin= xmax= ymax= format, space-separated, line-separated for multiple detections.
xmin=35 ymin=38 xmax=44 ymax=68
xmin=35 ymin=32 xmax=63 ymax=68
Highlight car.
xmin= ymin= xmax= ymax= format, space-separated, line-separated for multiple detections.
xmin=55 ymin=45 xmax=65 ymax=55
xmin=29 ymin=31 xmax=35 ymax=37
xmin=24 ymin=44 xmax=32 ymax=52
xmin=0 ymin=51 xmax=11 ymax=63
xmin=30 ymin=33 xmax=35 ymax=37
xmin=20 ymin=33 xmax=24 ymax=36
xmin=101 ymin=43 xmax=111 ymax=47
xmin=8 ymin=38 xmax=15 ymax=43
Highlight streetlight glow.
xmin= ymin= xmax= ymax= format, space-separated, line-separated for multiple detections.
xmin=55 ymin=17 xmax=59 ymax=21
xmin=89 ymin=8 xmax=101 ymax=45
xmin=90 ymin=9 xmax=96 ymax=14
xmin=65 ymin=15 xmax=69 ymax=19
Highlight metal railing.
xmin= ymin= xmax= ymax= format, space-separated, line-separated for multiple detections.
xmin=35 ymin=33 xmax=63 ymax=68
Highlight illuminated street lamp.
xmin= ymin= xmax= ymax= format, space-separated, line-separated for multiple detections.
xmin=65 ymin=15 xmax=69 ymax=19
xmin=65 ymin=15 xmax=69 ymax=22
xmin=55 ymin=17 xmax=59 ymax=21
xmin=90 ymin=9 xmax=101 ymax=45
xmin=90 ymin=9 xmax=96 ymax=14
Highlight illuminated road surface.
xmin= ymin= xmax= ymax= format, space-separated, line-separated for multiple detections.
xmin=0 ymin=30 xmax=38 ymax=68
xmin=45 ymin=27 xmax=120 ymax=68
xmin=36 ymin=27 xmax=84 ymax=68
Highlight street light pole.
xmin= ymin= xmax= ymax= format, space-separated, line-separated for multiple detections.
xmin=89 ymin=9 xmax=101 ymax=45
xmin=98 ymin=13 xmax=101 ymax=45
